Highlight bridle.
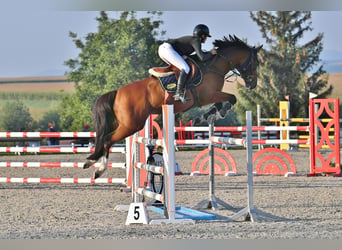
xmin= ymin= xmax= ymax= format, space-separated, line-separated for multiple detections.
xmin=208 ymin=48 xmax=257 ymax=83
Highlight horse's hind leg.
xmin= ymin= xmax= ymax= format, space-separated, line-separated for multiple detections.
xmin=82 ymin=140 xmax=110 ymax=178
xmin=94 ymin=155 xmax=108 ymax=179
xmin=93 ymin=143 xmax=111 ymax=179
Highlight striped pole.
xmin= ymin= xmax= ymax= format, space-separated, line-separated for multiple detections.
xmin=0 ymin=162 xmax=125 ymax=168
xmin=251 ymin=139 xmax=309 ymax=145
xmin=0 ymin=177 xmax=126 ymax=184
xmin=1 ymin=130 xmax=128 ymax=186
xmin=174 ymin=125 xmax=309 ymax=132
xmin=175 ymin=139 xmax=210 ymax=145
xmin=135 ymin=137 xmax=163 ymax=146
xmin=136 ymin=187 xmax=163 ymax=202
xmin=259 ymin=117 xmax=338 ymax=123
xmin=211 ymin=136 xmax=246 ymax=146
xmin=0 ymin=146 xmax=125 ymax=153
xmin=0 ymin=132 xmax=96 ymax=138
xmin=135 ymin=162 xmax=163 ymax=174
xmin=211 ymin=138 xmax=309 ymax=146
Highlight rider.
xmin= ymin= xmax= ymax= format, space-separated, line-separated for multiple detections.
xmin=158 ymin=24 xmax=217 ymax=103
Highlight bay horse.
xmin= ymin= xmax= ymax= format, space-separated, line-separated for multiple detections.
xmin=84 ymin=35 xmax=262 ymax=178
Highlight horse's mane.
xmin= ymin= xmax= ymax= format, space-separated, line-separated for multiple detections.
xmin=213 ymin=35 xmax=251 ymax=50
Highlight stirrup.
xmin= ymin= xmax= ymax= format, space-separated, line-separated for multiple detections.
xmin=173 ymin=92 xmax=182 ymax=100
xmin=174 ymin=90 xmax=184 ymax=100
xmin=174 ymin=92 xmax=189 ymax=104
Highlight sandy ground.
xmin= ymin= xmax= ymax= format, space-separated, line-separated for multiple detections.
xmin=0 ymin=149 xmax=342 ymax=239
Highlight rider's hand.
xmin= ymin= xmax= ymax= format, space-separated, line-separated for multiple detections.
xmin=211 ymin=49 xmax=217 ymax=55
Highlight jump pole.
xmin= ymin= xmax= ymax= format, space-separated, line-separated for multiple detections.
xmin=0 ymin=177 xmax=125 ymax=184
xmin=192 ymin=119 xmax=236 ymax=211
xmin=228 ymin=111 xmax=282 ymax=222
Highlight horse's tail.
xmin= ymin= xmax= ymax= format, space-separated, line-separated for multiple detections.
xmin=87 ymin=90 xmax=118 ymax=161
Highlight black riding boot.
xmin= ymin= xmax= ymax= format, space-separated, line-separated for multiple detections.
xmin=174 ymin=69 xmax=188 ymax=103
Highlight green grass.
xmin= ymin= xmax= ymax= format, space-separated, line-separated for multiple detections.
xmin=0 ymin=98 xmax=64 ymax=121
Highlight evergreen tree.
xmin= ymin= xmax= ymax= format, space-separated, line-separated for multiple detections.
xmin=61 ymin=11 xmax=164 ymax=131
xmin=236 ymin=11 xmax=332 ymax=122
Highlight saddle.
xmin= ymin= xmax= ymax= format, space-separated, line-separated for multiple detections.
xmin=148 ymin=57 xmax=203 ymax=92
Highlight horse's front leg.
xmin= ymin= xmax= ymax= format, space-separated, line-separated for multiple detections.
xmin=194 ymin=92 xmax=236 ymax=124
xmin=215 ymin=101 xmax=233 ymax=119
xmin=208 ymin=91 xmax=236 ymax=107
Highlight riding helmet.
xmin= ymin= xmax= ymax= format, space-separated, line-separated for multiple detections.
xmin=193 ymin=24 xmax=212 ymax=38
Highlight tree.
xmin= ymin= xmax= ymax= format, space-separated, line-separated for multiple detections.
xmin=236 ymin=11 xmax=332 ymax=122
xmin=61 ymin=11 xmax=164 ymax=131
xmin=0 ymin=101 xmax=34 ymax=131
xmin=37 ymin=110 xmax=61 ymax=132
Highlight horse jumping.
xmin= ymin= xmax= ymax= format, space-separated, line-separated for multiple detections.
xmin=84 ymin=35 xmax=262 ymax=178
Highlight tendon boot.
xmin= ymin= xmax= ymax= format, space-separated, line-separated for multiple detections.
xmin=174 ymin=69 xmax=189 ymax=103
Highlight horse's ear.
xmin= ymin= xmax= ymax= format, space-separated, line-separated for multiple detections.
xmin=256 ymin=45 xmax=263 ymax=51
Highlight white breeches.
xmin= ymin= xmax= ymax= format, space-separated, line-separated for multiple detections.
xmin=158 ymin=42 xmax=190 ymax=74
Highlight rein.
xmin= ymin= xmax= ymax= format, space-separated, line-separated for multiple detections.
xmin=207 ymin=48 xmax=254 ymax=80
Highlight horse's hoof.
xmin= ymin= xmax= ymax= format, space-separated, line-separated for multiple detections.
xmin=83 ymin=160 xmax=96 ymax=169
xmin=217 ymin=109 xmax=228 ymax=119
xmin=93 ymin=170 xmax=104 ymax=179
xmin=217 ymin=103 xmax=233 ymax=119
xmin=203 ymin=107 xmax=217 ymax=120
xmin=83 ymin=161 xmax=91 ymax=169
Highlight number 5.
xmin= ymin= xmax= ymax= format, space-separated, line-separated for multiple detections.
xmin=134 ymin=206 xmax=140 ymax=220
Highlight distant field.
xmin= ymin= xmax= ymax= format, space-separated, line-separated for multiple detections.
xmin=0 ymin=76 xmax=76 ymax=120
xmin=0 ymin=76 xmax=76 ymax=94
xmin=0 ymin=73 xmax=341 ymax=121
xmin=324 ymin=72 xmax=342 ymax=99
xmin=0 ymin=83 xmax=75 ymax=94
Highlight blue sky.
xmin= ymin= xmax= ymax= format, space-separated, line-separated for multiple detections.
xmin=1 ymin=4 xmax=342 ymax=77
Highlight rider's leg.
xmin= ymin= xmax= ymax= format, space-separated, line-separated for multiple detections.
xmin=158 ymin=43 xmax=190 ymax=103
xmin=174 ymin=69 xmax=188 ymax=103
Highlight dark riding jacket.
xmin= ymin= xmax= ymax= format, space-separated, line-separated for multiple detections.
xmin=167 ymin=36 xmax=213 ymax=62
